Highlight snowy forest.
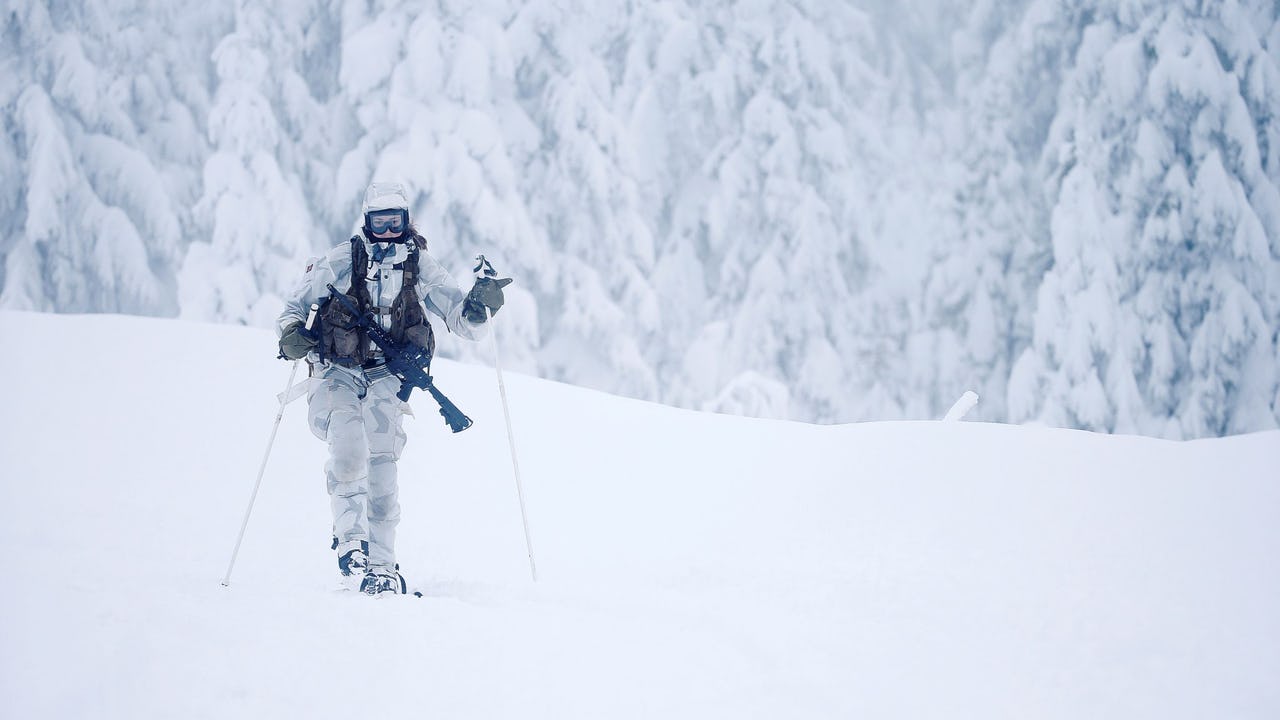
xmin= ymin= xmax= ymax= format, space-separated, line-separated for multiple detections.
xmin=3 ymin=0 xmax=1278 ymax=439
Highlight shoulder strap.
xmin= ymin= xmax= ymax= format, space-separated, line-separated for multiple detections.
xmin=401 ymin=242 xmax=419 ymax=287
xmin=388 ymin=239 xmax=432 ymax=355
xmin=349 ymin=236 xmax=369 ymax=280
xmin=346 ymin=236 xmax=372 ymax=309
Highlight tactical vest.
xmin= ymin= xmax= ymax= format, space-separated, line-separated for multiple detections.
xmin=319 ymin=234 xmax=434 ymax=367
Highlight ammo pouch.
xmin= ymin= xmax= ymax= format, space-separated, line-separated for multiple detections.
xmin=389 ymin=238 xmax=435 ymax=362
xmin=320 ymin=290 xmax=368 ymax=365
xmin=317 ymin=237 xmax=373 ymax=367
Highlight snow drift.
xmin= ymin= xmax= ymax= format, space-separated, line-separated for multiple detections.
xmin=0 ymin=309 xmax=1276 ymax=718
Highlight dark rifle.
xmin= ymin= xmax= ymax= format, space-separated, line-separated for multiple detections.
xmin=326 ymin=284 xmax=473 ymax=433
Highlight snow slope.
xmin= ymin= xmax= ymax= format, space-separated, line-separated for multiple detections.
xmin=0 ymin=310 xmax=1277 ymax=718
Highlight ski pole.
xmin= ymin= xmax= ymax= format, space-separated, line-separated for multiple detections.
xmin=475 ymin=256 xmax=537 ymax=582
xmin=221 ymin=304 xmax=319 ymax=587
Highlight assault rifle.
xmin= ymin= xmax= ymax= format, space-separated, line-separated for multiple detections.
xmin=326 ymin=284 xmax=473 ymax=433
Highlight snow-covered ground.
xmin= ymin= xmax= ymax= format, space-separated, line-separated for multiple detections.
xmin=1 ymin=309 xmax=1277 ymax=718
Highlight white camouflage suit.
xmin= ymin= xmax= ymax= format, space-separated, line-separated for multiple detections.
xmin=277 ymin=237 xmax=484 ymax=571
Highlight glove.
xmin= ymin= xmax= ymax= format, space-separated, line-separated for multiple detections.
xmin=462 ymin=276 xmax=513 ymax=323
xmin=278 ymin=321 xmax=318 ymax=360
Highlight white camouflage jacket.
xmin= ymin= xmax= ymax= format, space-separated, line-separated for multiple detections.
xmin=276 ymin=237 xmax=485 ymax=354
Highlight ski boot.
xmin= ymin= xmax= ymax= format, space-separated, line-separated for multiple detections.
xmin=335 ymin=539 xmax=370 ymax=578
xmin=360 ymin=565 xmax=408 ymax=596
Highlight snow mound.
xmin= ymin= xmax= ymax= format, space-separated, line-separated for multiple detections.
xmin=0 ymin=310 xmax=1276 ymax=718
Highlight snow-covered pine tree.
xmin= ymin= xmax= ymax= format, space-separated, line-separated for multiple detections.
xmin=499 ymin=1 xmax=659 ymax=395
xmin=914 ymin=0 xmax=1083 ymax=424
xmin=179 ymin=3 xmax=339 ymax=327
xmin=6 ymin=0 xmax=1275 ymax=438
xmin=1 ymin=0 xmax=228 ymax=315
xmin=1008 ymin=0 xmax=1280 ymax=437
xmin=619 ymin=1 xmax=935 ymax=422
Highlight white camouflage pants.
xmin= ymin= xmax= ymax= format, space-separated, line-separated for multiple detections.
xmin=307 ymin=365 xmax=408 ymax=570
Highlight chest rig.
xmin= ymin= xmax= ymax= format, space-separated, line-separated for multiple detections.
xmin=318 ymin=234 xmax=435 ymax=368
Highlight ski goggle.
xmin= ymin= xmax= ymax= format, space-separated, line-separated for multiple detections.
xmin=367 ymin=209 xmax=407 ymax=234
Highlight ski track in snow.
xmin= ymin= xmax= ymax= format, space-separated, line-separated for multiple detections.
xmin=0 ymin=310 xmax=1277 ymax=719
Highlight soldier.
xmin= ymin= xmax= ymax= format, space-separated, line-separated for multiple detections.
xmin=276 ymin=182 xmax=509 ymax=594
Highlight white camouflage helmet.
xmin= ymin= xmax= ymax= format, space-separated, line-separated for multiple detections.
xmin=363 ymin=181 xmax=409 ymax=214
xmin=362 ymin=182 xmax=411 ymax=241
